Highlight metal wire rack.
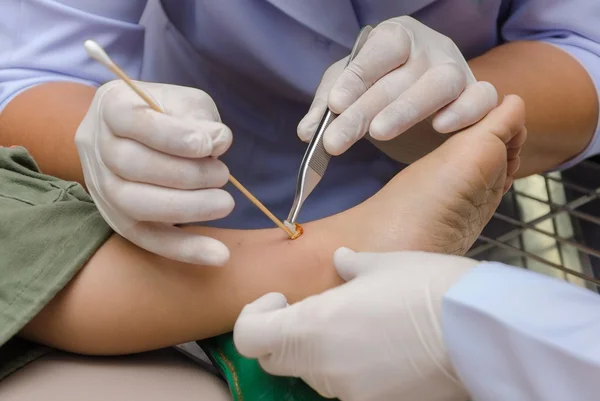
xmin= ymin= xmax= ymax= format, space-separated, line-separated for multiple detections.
xmin=468 ymin=158 xmax=600 ymax=291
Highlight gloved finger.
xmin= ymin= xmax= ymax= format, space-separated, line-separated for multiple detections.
xmin=340 ymin=251 xmax=479 ymax=279
xmin=103 ymin=100 xmax=233 ymax=158
xmin=334 ymin=249 xmax=445 ymax=281
xmin=432 ymin=81 xmax=498 ymax=133
xmin=257 ymin=311 xmax=322 ymax=377
xmin=323 ymin=61 xmax=422 ymax=155
xmin=234 ymin=293 xmax=288 ymax=358
xmin=297 ymin=59 xmax=346 ymax=142
xmin=134 ymin=82 xmax=232 ymax=157
xmin=332 ymin=247 xmax=374 ymax=281
xmin=251 ymin=300 xmax=328 ymax=378
xmin=257 ymin=356 xmax=299 ymax=379
xmin=133 ymin=80 xmax=222 ymax=122
xmin=125 ymin=221 xmax=231 ymax=265
xmin=102 ymin=173 xmax=235 ymax=224
xmin=241 ymin=293 xmax=289 ymax=314
xmin=100 ymin=135 xmax=229 ymax=189
xmin=237 ymin=299 xmax=310 ymax=377
xmin=328 ymin=21 xmax=411 ymax=113
xmin=370 ymin=62 xmax=467 ymax=140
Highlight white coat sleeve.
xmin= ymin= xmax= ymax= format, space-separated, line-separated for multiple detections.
xmin=442 ymin=262 xmax=600 ymax=401
xmin=0 ymin=0 xmax=148 ymax=111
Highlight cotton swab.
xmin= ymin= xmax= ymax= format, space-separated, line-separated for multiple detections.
xmin=84 ymin=40 xmax=295 ymax=238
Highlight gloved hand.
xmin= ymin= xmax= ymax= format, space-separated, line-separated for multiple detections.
xmin=234 ymin=248 xmax=480 ymax=401
xmin=298 ymin=16 xmax=498 ymax=156
xmin=75 ymin=80 xmax=234 ymax=265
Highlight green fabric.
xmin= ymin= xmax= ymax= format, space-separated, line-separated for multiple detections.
xmin=0 ymin=146 xmax=113 ymax=380
xmin=199 ymin=334 xmax=335 ymax=401
xmin=200 ymin=335 xmax=472 ymax=401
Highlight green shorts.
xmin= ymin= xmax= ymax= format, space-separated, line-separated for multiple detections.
xmin=0 ymin=146 xmax=113 ymax=380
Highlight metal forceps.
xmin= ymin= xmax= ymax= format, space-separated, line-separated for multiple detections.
xmin=285 ymin=25 xmax=373 ymax=232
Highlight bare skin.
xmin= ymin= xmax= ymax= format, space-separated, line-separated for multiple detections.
xmin=469 ymin=41 xmax=598 ymax=176
xmin=21 ymin=96 xmax=525 ymax=356
xmin=0 ymin=82 xmax=94 ymax=184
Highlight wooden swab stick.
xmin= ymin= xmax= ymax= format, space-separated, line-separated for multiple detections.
xmin=227 ymin=175 xmax=296 ymax=236
xmin=84 ymin=40 xmax=295 ymax=238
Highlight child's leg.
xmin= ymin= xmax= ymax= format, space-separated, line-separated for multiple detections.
xmin=0 ymin=348 xmax=231 ymax=401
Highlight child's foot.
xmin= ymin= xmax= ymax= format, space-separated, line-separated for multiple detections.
xmin=354 ymin=95 xmax=526 ymax=255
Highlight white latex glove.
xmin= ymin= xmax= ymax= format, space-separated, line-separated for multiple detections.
xmin=234 ymin=248 xmax=480 ymax=401
xmin=76 ymin=80 xmax=234 ymax=265
xmin=298 ymin=16 xmax=498 ymax=155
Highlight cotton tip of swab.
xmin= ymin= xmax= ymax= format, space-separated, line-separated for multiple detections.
xmin=84 ymin=40 xmax=114 ymax=68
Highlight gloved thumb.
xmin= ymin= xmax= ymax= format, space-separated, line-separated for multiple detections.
xmin=333 ymin=247 xmax=388 ymax=281
xmin=234 ymin=293 xmax=288 ymax=358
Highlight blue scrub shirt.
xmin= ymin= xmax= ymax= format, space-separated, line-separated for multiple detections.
xmin=1 ymin=0 xmax=599 ymax=228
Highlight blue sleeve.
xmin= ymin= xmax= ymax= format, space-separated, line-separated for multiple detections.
xmin=0 ymin=0 xmax=148 ymax=110
xmin=501 ymin=0 xmax=600 ymax=169
xmin=442 ymin=262 xmax=600 ymax=401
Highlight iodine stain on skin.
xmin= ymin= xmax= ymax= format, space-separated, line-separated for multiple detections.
xmin=289 ymin=223 xmax=304 ymax=240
